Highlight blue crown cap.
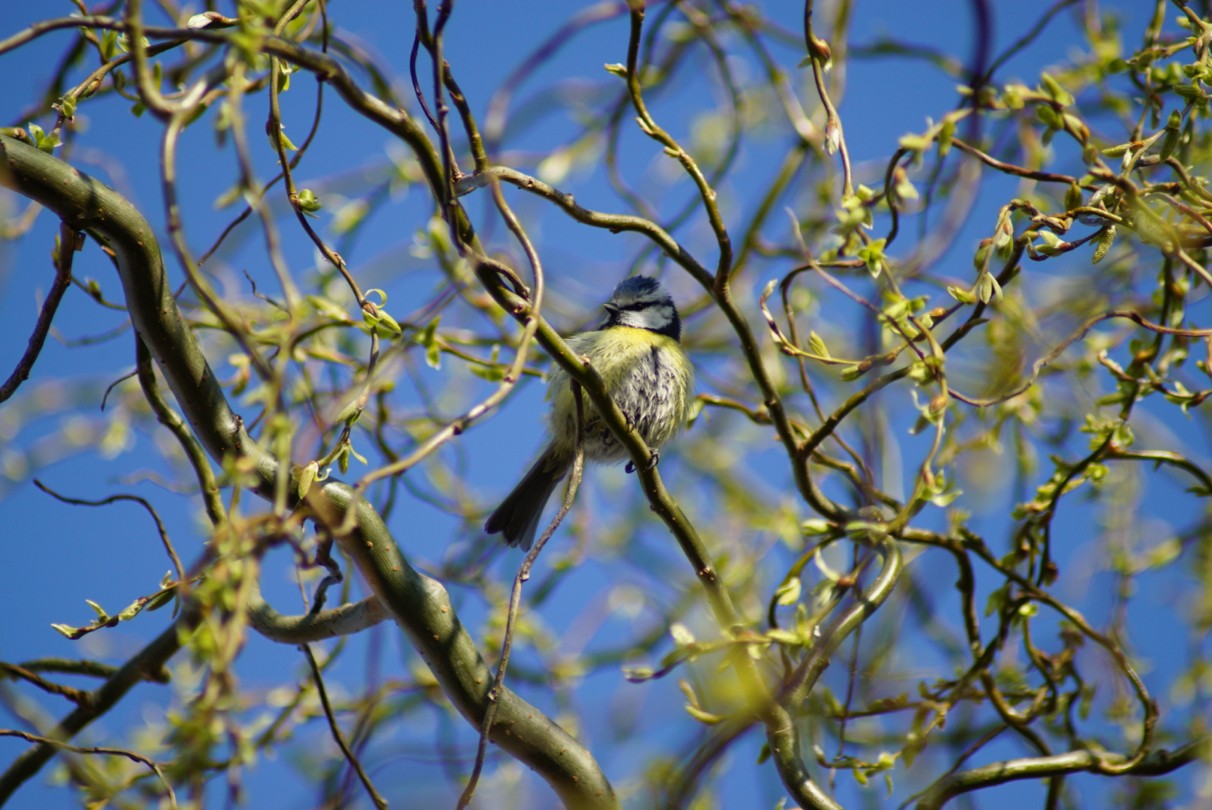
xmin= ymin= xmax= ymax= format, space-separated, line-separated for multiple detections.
xmin=613 ymin=275 xmax=662 ymax=298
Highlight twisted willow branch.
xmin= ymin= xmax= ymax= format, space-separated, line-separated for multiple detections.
xmin=0 ymin=133 xmax=618 ymax=810
xmin=914 ymin=737 xmax=1209 ymax=810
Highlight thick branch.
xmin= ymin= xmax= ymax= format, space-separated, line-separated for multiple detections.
xmin=0 ymin=133 xmax=617 ymax=810
xmin=247 ymin=593 xmax=389 ymax=643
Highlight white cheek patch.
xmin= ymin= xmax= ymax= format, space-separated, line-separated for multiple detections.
xmin=635 ymin=303 xmax=673 ymax=330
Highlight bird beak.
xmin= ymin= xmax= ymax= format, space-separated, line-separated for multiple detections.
xmin=603 ymin=303 xmax=620 ymax=314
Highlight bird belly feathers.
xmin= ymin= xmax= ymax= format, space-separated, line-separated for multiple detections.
xmin=545 ymin=327 xmax=693 ymax=463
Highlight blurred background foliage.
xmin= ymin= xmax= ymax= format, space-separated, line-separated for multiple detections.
xmin=1 ymin=0 xmax=1211 ymax=808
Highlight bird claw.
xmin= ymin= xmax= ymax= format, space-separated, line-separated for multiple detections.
xmin=625 ymin=450 xmax=660 ymax=474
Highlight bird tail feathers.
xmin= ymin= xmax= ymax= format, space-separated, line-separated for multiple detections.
xmin=485 ymin=448 xmax=569 ymax=551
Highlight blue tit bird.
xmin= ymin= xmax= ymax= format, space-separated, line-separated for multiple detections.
xmin=485 ymin=275 xmax=695 ymax=550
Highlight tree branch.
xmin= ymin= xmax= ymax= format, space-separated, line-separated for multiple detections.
xmin=915 ymin=737 xmax=1210 ymax=809
xmin=0 ymin=133 xmax=618 ymax=810
xmin=0 ymin=222 xmax=75 ymax=404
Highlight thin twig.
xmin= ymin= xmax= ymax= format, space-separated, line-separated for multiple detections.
xmin=459 ymin=384 xmax=587 ymax=810
xmin=0 ymin=222 xmax=76 ymax=403
xmin=0 ymin=729 xmax=178 ymax=808
xmin=32 ymin=480 xmax=185 ymax=585
xmin=301 ymin=644 xmax=387 ymax=809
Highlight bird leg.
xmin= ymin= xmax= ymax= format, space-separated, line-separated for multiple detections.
xmin=625 ymin=449 xmax=660 ymax=474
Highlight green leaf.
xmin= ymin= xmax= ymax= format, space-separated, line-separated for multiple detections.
xmin=1036 ymin=230 xmax=1066 ymax=255
xmin=899 ymin=133 xmax=932 ymax=152
xmin=1146 ymin=538 xmax=1181 ymax=567
xmin=1040 ymin=72 xmax=1073 ymax=105
xmin=332 ymin=198 xmax=369 ymax=235
xmin=415 ymin=318 xmax=441 ymax=367
xmin=145 ymin=587 xmax=177 ymax=612
xmin=1036 ymin=104 xmax=1059 ymax=129
xmin=766 ymin=628 xmax=803 ymax=645
xmin=774 ymin=577 xmax=802 ymax=606
xmin=1065 ymin=184 xmax=1083 ymax=210
xmin=1092 ymin=225 xmax=1116 ymax=264
xmin=806 ymin=331 xmax=830 ymax=358
xmin=297 ymin=461 xmax=318 ymax=499
xmin=683 ymin=703 xmax=724 ymax=725
xmin=938 ymin=115 xmax=956 ymax=156
xmin=27 ymin=123 xmax=60 ymax=153
xmin=296 ymin=188 xmax=322 ymax=216
xmin=469 ymin=363 xmax=506 ymax=382
xmin=100 ymin=30 xmax=119 ymax=61
xmin=670 ymin=622 xmax=696 ymax=646
xmin=117 ymin=599 xmax=144 ymax=622
xmin=857 ymin=238 xmax=887 ymax=277
xmin=378 ymin=309 xmax=403 ymax=337
xmin=622 ymin=665 xmax=655 ymax=682
xmin=985 ymin=585 xmax=1008 ymax=617
xmin=947 ymin=285 xmax=977 ymax=304
xmin=840 ymin=362 xmax=867 ymax=381
xmin=975 ymin=272 xmax=1002 ymax=304
xmin=272 ymin=124 xmax=298 ymax=153
xmin=930 ymin=487 xmax=963 ymax=507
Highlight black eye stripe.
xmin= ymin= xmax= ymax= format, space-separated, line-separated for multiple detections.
xmin=610 ymin=299 xmax=670 ymax=312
